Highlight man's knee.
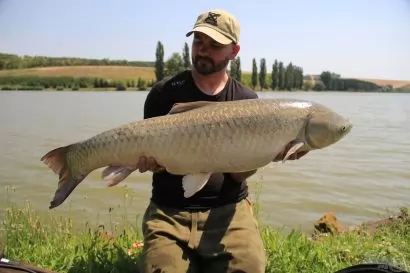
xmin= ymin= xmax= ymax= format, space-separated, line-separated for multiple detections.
xmin=198 ymin=198 xmax=266 ymax=273
xmin=227 ymin=198 xmax=266 ymax=272
xmin=228 ymin=247 xmax=266 ymax=273
xmin=140 ymin=202 xmax=198 ymax=273
xmin=140 ymin=242 xmax=198 ymax=273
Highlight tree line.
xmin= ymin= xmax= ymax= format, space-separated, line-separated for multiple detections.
xmin=316 ymin=71 xmax=392 ymax=92
xmin=0 ymin=53 xmax=154 ymax=70
xmin=0 ymin=42 xmax=400 ymax=92
xmin=153 ymin=41 xmax=393 ymax=92
xmin=154 ymin=41 xmax=305 ymax=91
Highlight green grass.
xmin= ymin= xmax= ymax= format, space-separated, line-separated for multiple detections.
xmin=1 ymin=199 xmax=409 ymax=273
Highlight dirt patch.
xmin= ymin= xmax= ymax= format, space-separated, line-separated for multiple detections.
xmin=314 ymin=212 xmax=345 ymax=235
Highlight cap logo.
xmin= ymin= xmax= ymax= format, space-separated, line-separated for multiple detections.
xmin=204 ymin=12 xmax=220 ymax=26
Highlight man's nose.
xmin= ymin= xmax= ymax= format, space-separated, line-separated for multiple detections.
xmin=197 ymin=44 xmax=211 ymax=55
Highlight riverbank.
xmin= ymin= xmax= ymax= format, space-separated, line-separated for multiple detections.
xmin=2 ymin=86 xmax=410 ymax=93
xmin=1 ymin=200 xmax=408 ymax=273
xmin=1 ymin=65 xmax=409 ymax=93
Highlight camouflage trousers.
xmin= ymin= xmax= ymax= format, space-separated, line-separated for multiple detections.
xmin=139 ymin=198 xmax=266 ymax=273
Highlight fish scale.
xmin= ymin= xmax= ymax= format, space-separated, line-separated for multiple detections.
xmin=41 ymin=98 xmax=353 ymax=209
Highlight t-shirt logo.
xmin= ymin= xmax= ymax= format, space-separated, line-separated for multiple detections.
xmin=171 ymin=80 xmax=185 ymax=87
xmin=204 ymin=12 xmax=220 ymax=26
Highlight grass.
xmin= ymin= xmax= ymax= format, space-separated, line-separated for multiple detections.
xmin=1 ymin=196 xmax=409 ymax=273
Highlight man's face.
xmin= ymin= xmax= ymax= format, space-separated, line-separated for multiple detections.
xmin=191 ymin=32 xmax=240 ymax=75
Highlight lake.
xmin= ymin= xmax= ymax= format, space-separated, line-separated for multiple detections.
xmin=0 ymin=90 xmax=409 ymax=232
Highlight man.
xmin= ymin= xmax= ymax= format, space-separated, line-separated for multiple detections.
xmin=136 ymin=9 xmax=307 ymax=273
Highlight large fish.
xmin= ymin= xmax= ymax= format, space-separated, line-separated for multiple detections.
xmin=41 ymin=98 xmax=353 ymax=209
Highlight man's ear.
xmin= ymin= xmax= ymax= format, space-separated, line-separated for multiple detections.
xmin=230 ymin=44 xmax=240 ymax=59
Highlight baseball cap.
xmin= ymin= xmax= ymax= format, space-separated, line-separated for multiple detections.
xmin=186 ymin=9 xmax=240 ymax=45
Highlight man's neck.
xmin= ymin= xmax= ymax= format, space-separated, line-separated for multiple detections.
xmin=191 ymin=69 xmax=229 ymax=96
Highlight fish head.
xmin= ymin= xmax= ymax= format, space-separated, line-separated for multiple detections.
xmin=305 ymin=109 xmax=353 ymax=150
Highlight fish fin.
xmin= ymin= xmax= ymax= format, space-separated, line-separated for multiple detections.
xmin=41 ymin=145 xmax=87 ymax=209
xmin=182 ymin=173 xmax=212 ymax=198
xmin=101 ymin=166 xmax=136 ymax=187
xmin=41 ymin=146 xmax=70 ymax=175
xmin=282 ymin=140 xmax=305 ymax=163
xmin=168 ymin=101 xmax=216 ymax=115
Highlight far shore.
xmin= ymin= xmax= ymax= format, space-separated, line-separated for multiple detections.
xmin=1 ymin=65 xmax=409 ymax=93
xmin=1 ymin=87 xmax=410 ymax=93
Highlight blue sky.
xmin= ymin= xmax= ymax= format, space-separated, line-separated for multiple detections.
xmin=1 ymin=0 xmax=409 ymax=80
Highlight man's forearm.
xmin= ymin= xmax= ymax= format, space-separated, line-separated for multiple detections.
xmin=228 ymin=169 xmax=258 ymax=183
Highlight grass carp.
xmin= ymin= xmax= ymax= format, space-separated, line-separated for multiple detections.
xmin=41 ymin=98 xmax=353 ymax=209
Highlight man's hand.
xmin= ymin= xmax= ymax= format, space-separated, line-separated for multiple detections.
xmin=273 ymin=142 xmax=309 ymax=162
xmin=137 ymin=156 xmax=165 ymax=173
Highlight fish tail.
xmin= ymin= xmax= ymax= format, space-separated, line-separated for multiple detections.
xmin=41 ymin=146 xmax=70 ymax=177
xmin=41 ymin=145 xmax=86 ymax=209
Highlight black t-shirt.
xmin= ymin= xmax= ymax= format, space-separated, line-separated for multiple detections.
xmin=143 ymin=70 xmax=258 ymax=209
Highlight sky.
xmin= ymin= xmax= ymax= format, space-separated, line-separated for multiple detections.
xmin=0 ymin=0 xmax=409 ymax=80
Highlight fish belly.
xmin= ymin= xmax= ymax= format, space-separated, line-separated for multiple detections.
xmin=142 ymin=116 xmax=303 ymax=175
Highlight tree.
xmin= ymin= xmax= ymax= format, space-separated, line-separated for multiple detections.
xmin=155 ymin=41 xmax=165 ymax=82
xmin=235 ymin=57 xmax=242 ymax=82
xmin=137 ymin=77 xmax=147 ymax=90
xmin=182 ymin=42 xmax=191 ymax=69
xmin=271 ymin=59 xmax=278 ymax=90
xmin=230 ymin=58 xmax=237 ymax=80
xmin=278 ymin=61 xmax=285 ymax=90
xmin=297 ymin=66 xmax=304 ymax=89
xmin=259 ymin=58 xmax=267 ymax=90
xmin=251 ymin=58 xmax=258 ymax=89
xmin=303 ymin=79 xmax=314 ymax=91
xmin=230 ymin=57 xmax=242 ymax=82
xmin=320 ymin=71 xmax=332 ymax=90
xmin=313 ymin=81 xmax=326 ymax=91
xmin=165 ymin=52 xmax=184 ymax=76
xmin=285 ymin=62 xmax=294 ymax=91
xmin=292 ymin=65 xmax=303 ymax=90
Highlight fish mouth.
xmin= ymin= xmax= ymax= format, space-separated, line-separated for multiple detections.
xmin=342 ymin=121 xmax=353 ymax=135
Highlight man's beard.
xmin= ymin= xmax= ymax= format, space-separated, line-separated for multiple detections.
xmin=192 ymin=55 xmax=230 ymax=75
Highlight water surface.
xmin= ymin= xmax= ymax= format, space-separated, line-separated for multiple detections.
xmin=1 ymin=90 xmax=409 ymax=232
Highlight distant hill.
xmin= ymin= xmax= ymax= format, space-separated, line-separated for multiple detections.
xmin=0 ymin=65 xmax=156 ymax=81
xmin=304 ymin=75 xmax=410 ymax=88
xmin=355 ymin=78 xmax=410 ymax=89
xmin=0 ymin=52 xmax=154 ymax=70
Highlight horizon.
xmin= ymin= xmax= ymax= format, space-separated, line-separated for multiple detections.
xmin=0 ymin=0 xmax=409 ymax=81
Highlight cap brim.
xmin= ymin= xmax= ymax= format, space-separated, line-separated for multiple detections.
xmin=186 ymin=26 xmax=232 ymax=45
